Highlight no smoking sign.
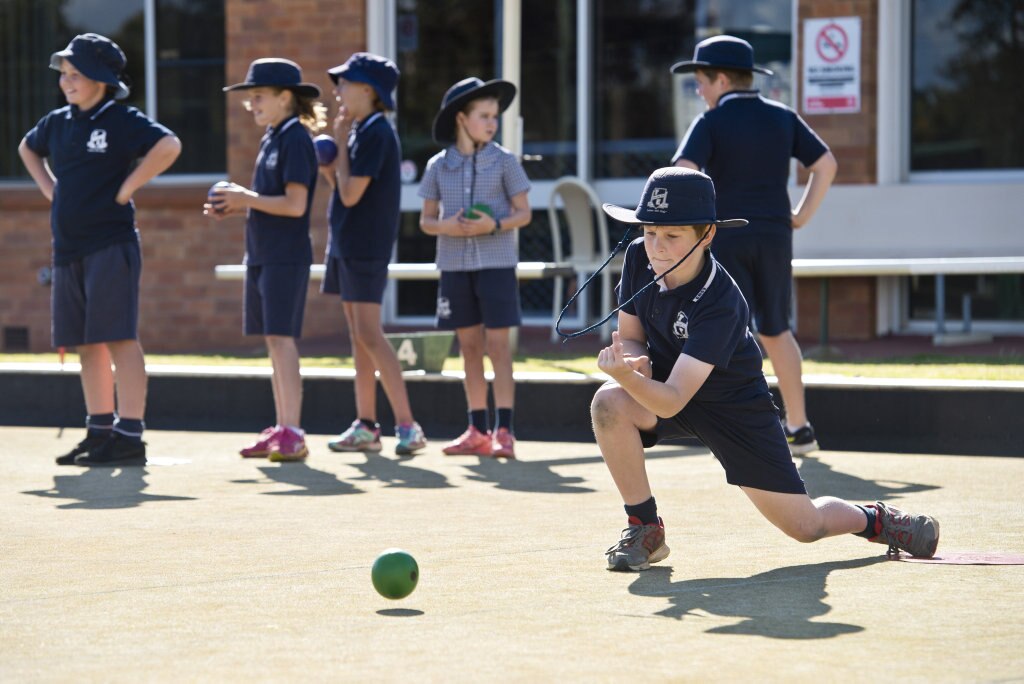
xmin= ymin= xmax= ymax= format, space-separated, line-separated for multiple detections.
xmin=815 ymin=23 xmax=848 ymax=63
xmin=803 ymin=17 xmax=860 ymax=114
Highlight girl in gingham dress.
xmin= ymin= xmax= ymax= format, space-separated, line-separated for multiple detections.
xmin=419 ymin=77 xmax=532 ymax=458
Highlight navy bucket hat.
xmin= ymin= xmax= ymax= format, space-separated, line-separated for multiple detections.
xmin=328 ymin=52 xmax=399 ymax=110
xmin=50 ymin=33 xmax=130 ymax=100
xmin=432 ymin=77 xmax=516 ymax=145
xmin=224 ymin=58 xmax=321 ymax=98
xmin=671 ymin=35 xmax=773 ymax=76
xmin=602 ymin=167 xmax=748 ymax=228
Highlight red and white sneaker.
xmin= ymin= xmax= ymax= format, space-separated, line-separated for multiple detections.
xmin=268 ymin=427 xmax=309 ymax=462
xmin=491 ymin=427 xmax=516 ymax=459
xmin=442 ymin=426 xmax=493 ymax=456
xmin=240 ymin=426 xmax=280 ymax=459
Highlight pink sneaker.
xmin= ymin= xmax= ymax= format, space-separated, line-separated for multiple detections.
xmin=268 ymin=427 xmax=309 ymax=462
xmin=492 ymin=427 xmax=515 ymax=459
xmin=442 ymin=426 xmax=493 ymax=456
xmin=240 ymin=426 xmax=280 ymax=459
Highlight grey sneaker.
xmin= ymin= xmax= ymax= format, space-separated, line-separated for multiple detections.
xmin=869 ymin=501 xmax=940 ymax=558
xmin=605 ymin=516 xmax=670 ymax=572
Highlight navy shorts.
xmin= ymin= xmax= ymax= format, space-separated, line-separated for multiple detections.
xmin=712 ymin=224 xmax=793 ymax=336
xmin=640 ymin=393 xmax=806 ymax=494
xmin=244 ymin=262 xmax=310 ymax=337
xmin=321 ymin=255 xmax=389 ymax=303
xmin=436 ymin=268 xmax=521 ymax=329
xmin=52 ymin=240 xmax=141 ymax=347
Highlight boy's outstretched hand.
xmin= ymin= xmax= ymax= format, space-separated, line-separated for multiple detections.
xmin=598 ymin=331 xmax=651 ymax=381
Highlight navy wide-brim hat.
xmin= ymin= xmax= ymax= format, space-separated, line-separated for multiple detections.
xmin=602 ymin=167 xmax=748 ymax=228
xmin=432 ymin=77 xmax=517 ymax=145
xmin=50 ymin=33 xmax=130 ymax=100
xmin=670 ymin=35 xmax=773 ymax=76
xmin=224 ymin=58 xmax=321 ymax=98
xmin=328 ymin=52 xmax=399 ymax=110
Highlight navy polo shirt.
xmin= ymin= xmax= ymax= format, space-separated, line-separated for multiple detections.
xmin=327 ymin=112 xmax=401 ymax=261
xmin=672 ymin=91 xmax=828 ymax=226
xmin=24 ymin=98 xmax=174 ymax=265
xmin=245 ymin=116 xmax=318 ymax=265
xmin=617 ymin=238 xmax=768 ymax=404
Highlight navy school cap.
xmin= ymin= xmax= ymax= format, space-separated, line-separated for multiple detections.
xmin=602 ymin=167 xmax=747 ymax=228
xmin=224 ymin=58 xmax=321 ymax=98
xmin=671 ymin=35 xmax=773 ymax=75
xmin=328 ymin=52 xmax=399 ymax=110
xmin=50 ymin=33 xmax=130 ymax=100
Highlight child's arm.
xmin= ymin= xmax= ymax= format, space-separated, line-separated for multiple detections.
xmin=115 ymin=135 xmax=182 ymax=205
xmin=458 ymin=191 xmax=531 ymax=237
xmin=209 ymin=181 xmax=309 ymax=219
xmin=599 ymin=327 xmax=712 ymax=419
xmin=419 ymin=198 xmax=465 ymax=236
xmin=329 ymin=109 xmax=372 ymax=207
xmin=792 ymin=150 xmax=837 ymax=228
xmin=17 ymin=138 xmax=55 ymax=201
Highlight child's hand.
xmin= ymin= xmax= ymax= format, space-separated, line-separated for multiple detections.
xmin=115 ymin=185 xmax=134 ymax=205
xmin=458 ymin=212 xmax=498 ymax=236
xmin=440 ymin=209 xmax=466 ymax=236
xmin=205 ymin=182 xmax=250 ymax=217
xmin=598 ymin=331 xmax=651 ymax=381
xmin=332 ymin=107 xmax=350 ymax=138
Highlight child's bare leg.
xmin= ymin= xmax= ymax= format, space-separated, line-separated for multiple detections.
xmin=741 ymin=488 xmax=868 ymax=542
xmin=106 ymin=339 xmax=147 ymax=419
xmin=457 ymin=325 xmax=488 ymax=411
xmin=78 ymin=343 xmax=115 ymax=415
xmin=343 ymin=302 xmax=378 ymax=421
xmin=265 ymin=335 xmax=301 ymax=427
xmin=484 ymin=327 xmax=514 ymax=409
xmin=759 ymin=330 xmax=807 ymax=429
xmin=345 ymin=301 xmax=414 ymax=425
xmin=590 ymin=382 xmax=659 ymax=505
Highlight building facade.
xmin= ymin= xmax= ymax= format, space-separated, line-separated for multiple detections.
xmin=1 ymin=0 xmax=1021 ymax=352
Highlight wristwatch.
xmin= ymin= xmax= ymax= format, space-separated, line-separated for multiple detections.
xmin=490 ymin=220 xmax=502 ymax=236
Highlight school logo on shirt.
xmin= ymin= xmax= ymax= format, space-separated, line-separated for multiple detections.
xmin=86 ymin=129 xmax=108 ymax=153
xmin=265 ymin=150 xmax=278 ymax=170
xmin=647 ymin=187 xmax=669 ymax=212
xmin=672 ymin=310 xmax=689 ymax=339
xmin=436 ymin=297 xmax=452 ymax=319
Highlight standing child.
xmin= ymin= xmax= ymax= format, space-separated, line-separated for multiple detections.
xmin=671 ymin=36 xmax=838 ymax=454
xmin=207 ymin=58 xmax=322 ymax=462
xmin=320 ymin=53 xmax=426 ymax=456
xmin=418 ymin=77 xmax=532 ymax=459
xmin=19 ymin=33 xmax=181 ymax=467
xmin=594 ymin=167 xmax=938 ymax=572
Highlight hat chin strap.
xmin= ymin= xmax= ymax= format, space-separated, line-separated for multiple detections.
xmin=554 ymin=227 xmax=711 ymax=342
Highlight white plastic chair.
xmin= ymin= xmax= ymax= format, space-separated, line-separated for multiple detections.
xmin=547 ymin=176 xmax=624 ymax=342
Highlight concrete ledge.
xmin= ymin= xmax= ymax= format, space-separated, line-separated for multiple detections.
xmin=2 ymin=364 xmax=1021 ymax=456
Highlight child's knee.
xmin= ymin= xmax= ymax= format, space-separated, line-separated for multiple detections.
xmin=779 ymin=517 xmax=827 ymax=544
xmin=591 ymin=385 xmax=628 ymax=430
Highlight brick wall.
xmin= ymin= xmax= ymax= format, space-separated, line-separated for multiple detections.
xmin=0 ymin=0 xmax=366 ymax=353
xmin=795 ymin=0 xmax=878 ymax=341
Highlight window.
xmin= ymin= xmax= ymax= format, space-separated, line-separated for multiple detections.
xmin=911 ymin=0 xmax=1024 ymax=172
xmin=0 ymin=0 xmax=225 ymax=180
xmin=594 ymin=0 xmax=792 ymax=179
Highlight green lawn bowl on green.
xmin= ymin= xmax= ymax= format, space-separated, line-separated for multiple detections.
xmin=467 ymin=203 xmax=493 ymax=220
xmin=384 ymin=331 xmax=455 ymax=373
xmin=371 ymin=549 xmax=419 ymax=600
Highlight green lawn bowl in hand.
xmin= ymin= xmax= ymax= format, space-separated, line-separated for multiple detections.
xmin=371 ymin=549 xmax=419 ymax=600
xmin=467 ymin=203 xmax=493 ymax=220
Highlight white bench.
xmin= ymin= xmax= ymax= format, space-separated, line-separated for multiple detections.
xmin=214 ymin=262 xmax=575 ymax=282
xmin=792 ymin=256 xmax=1024 ymax=350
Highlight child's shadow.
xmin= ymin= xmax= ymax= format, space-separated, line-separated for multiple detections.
xmin=231 ymin=464 xmax=363 ymax=496
xmin=348 ymin=453 xmax=452 ymax=489
xmin=797 ymin=454 xmax=940 ymax=501
xmin=22 ymin=467 xmax=195 ymax=509
xmin=463 ymin=457 xmax=593 ymax=494
xmin=629 ymin=556 xmax=885 ymax=639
